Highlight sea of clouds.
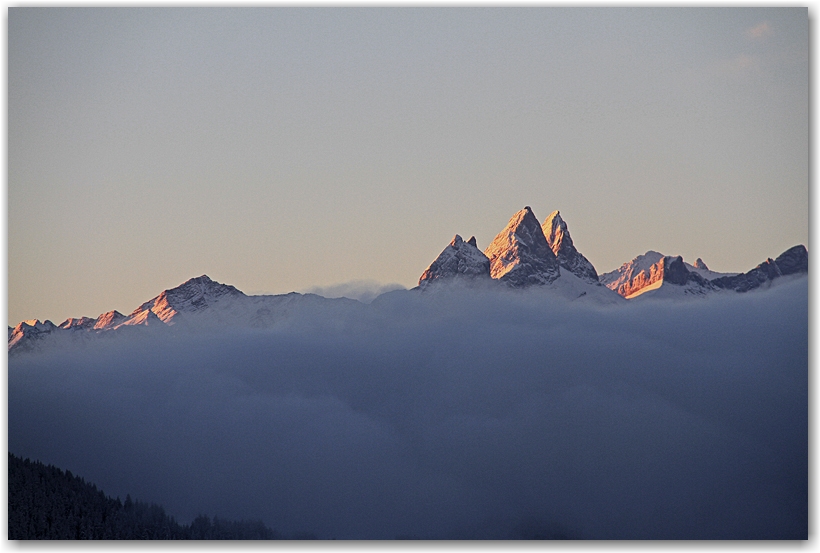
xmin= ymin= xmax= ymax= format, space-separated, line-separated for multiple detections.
xmin=8 ymin=278 xmax=808 ymax=539
xmin=302 ymin=279 xmax=407 ymax=304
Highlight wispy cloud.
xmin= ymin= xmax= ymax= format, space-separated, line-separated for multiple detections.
xmin=746 ymin=22 xmax=773 ymax=40
xmin=302 ymin=280 xmax=406 ymax=303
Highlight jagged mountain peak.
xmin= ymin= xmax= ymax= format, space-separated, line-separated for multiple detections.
xmin=543 ymin=210 xmax=570 ymax=252
xmin=483 ymin=207 xmax=559 ymax=287
xmin=133 ymin=275 xmax=246 ymax=324
xmin=8 ymin=319 xmax=57 ymax=352
xmin=694 ymin=258 xmax=709 ymax=270
xmin=507 ymin=206 xmax=539 ymax=231
xmin=14 ymin=319 xmax=57 ymax=332
xmin=419 ymin=234 xmax=491 ymax=286
xmin=169 ymin=275 xmax=243 ymax=297
xmin=94 ymin=310 xmax=126 ymax=330
xmin=541 ymin=210 xmax=599 ymax=283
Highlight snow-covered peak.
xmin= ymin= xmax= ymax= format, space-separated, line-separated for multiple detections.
xmin=419 ymin=234 xmax=491 ymax=286
xmin=483 ymin=207 xmax=559 ymax=287
xmin=599 ymin=251 xmax=664 ymax=295
xmin=599 ymin=251 xmax=712 ymax=298
xmin=134 ymin=275 xmax=246 ymax=324
xmin=58 ymin=317 xmax=97 ymax=330
xmin=693 ymin=258 xmax=708 ymax=270
xmin=14 ymin=319 xmax=57 ymax=333
xmin=542 ymin=210 xmax=599 ymax=283
xmin=8 ymin=319 xmax=57 ymax=352
xmin=94 ymin=310 xmax=127 ymax=330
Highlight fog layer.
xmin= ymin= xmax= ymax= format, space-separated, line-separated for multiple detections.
xmin=8 ymin=279 xmax=808 ymax=539
xmin=302 ymin=280 xmax=407 ymax=304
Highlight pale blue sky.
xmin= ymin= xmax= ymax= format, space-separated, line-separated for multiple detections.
xmin=8 ymin=7 xmax=809 ymax=324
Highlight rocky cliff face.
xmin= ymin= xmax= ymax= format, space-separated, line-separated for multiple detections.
xmin=601 ymin=253 xmax=716 ymax=298
xmin=599 ymin=251 xmax=665 ymax=297
xmin=483 ymin=207 xmax=560 ymax=287
xmin=542 ymin=210 xmax=599 ymax=283
xmin=418 ymin=234 xmax=491 ymax=286
xmin=658 ymin=256 xmax=712 ymax=287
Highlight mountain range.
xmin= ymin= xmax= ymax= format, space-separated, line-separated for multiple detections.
xmin=418 ymin=206 xmax=807 ymax=298
xmin=9 ymin=206 xmax=807 ymax=354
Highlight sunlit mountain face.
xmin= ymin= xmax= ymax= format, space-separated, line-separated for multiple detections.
xmin=8 ymin=207 xmax=808 ymax=540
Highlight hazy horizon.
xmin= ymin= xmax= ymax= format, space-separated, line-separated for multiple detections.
xmin=8 ymin=7 xmax=809 ymax=324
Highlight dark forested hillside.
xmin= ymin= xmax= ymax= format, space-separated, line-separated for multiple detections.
xmin=8 ymin=453 xmax=279 ymax=539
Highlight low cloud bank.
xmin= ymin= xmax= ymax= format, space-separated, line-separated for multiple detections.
xmin=8 ymin=279 xmax=808 ymax=539
xmin=301 ymin=280 xmax=407 ymax=304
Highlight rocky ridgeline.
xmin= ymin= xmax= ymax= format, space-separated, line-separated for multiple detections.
xmin=419 ymin=207 xmax=600 ymax=288
xmin=9 ymin=208 xmax=809 ymax=354
xmin=600 ymin=245 xmax=808 ymax=299
xmin=8 ymin=276 xmax=249 ymax=354
xmin=420 ymin=205 xmax=807 ymax=299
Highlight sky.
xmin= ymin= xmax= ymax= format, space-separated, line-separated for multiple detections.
xmin=8 ymin=277 xmax=808 ymax=538
xmin=8 ymin=7 xmax=809 ymax=325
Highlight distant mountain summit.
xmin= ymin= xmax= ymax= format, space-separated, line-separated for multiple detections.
xmin=418 ymin=235 xmax=490 ymax=286
xmin=483 ymin=207 xmax=560 ymax=287
xmin=599 ymin=251 xmax=666 ymax=298
xmin=94 ymin=310 xmax=127 ymax=330
xmin=8 ymin=320 xmax=57 ymax=353
xmin=542 ymin=210 xmax=599 ymax=283
xmin=130 ymin=275 xmax=245 ymax=325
